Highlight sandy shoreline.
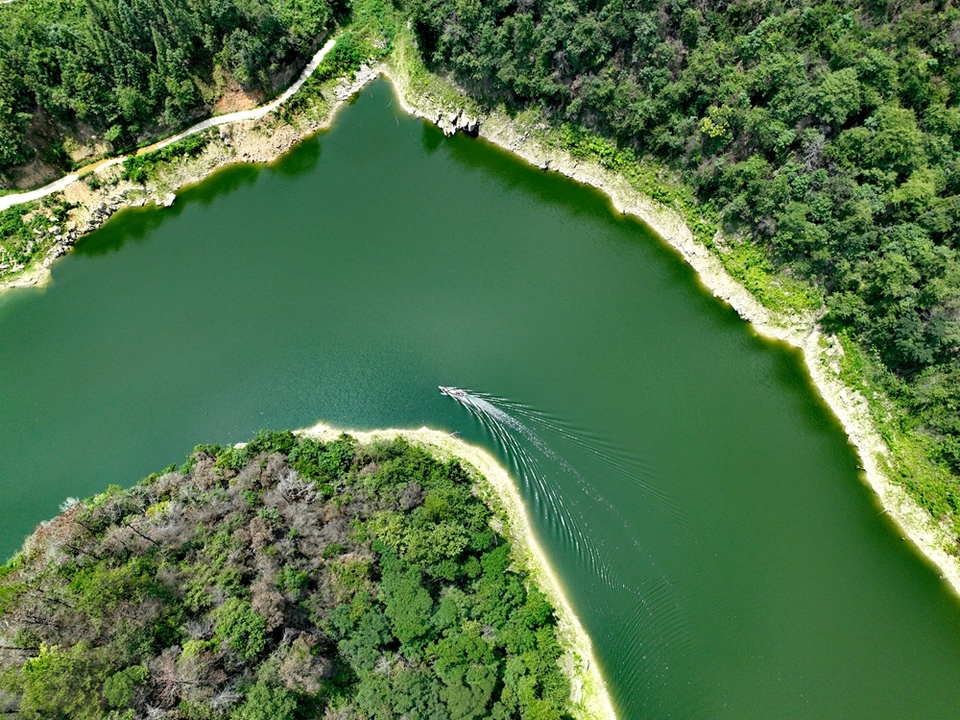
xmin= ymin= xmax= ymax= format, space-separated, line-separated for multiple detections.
xmin=297 ymin=421 xmax=618 ymax=720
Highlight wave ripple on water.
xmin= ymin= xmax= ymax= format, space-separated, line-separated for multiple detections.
xmin=440 ymin=386 xmax=696 ymax=702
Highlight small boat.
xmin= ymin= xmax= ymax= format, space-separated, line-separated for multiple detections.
xmin=439 ymin=386 xmax=467 ymax=398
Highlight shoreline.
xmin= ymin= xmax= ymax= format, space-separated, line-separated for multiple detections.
xmin=0 ymin=36 xmax=348 ymax=295
xmin=0 ymin=55 xmax=381 ymax=293
xmin=0 ymin=38 xmax=336 ymax=215
xmin=2 ymin=36 xmax=957 ymax=599
xmin=379 ymin=66 xmax=960 ymax=597
xmin=297 ymin=421 xmax=618 ymax=720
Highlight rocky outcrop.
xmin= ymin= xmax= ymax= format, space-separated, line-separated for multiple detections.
xmin=333 ymin=64 xmax=379 ymax=101
xmin=435 ymin=108 xmax=480 ymax=136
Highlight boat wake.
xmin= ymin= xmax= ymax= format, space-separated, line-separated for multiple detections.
xmin=441 ymin=386 xmax=612 ymax=580
xmin=439 ymin=386 xmax=693 ymax=682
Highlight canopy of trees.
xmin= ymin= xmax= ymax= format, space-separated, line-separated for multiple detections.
xmin=0 ymin=431 xmax=573 ymax=719
xmin=406 ymin=0 xmax=960 ymax=493
xmin=0 ymin=0 xmax=345 ymax=170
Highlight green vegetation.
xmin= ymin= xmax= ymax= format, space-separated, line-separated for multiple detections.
xmin=121 ymin=131 xmax=213 ymax=185
xmin=0 ymin=0 xmax=346 ymax=177
xmin=0 ymin=430 xmax=575 ymax=719
xmin=401 ymin=0 xmax=960 ymax=534
xmin=0 ymin=197 xmax=73 ymax=276
xmin=282 ymin=0 xmax=401 ymax=122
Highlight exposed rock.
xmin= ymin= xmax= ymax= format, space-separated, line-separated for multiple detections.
xmin=455 ymin=114 xmax=480 ymax=136
xmin=431 ymin=108 xmax=481 ymax=137
xmin=333 ymin=64 xmax=378 ymax=102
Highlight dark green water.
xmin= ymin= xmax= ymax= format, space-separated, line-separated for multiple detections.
xmin=3 ymin=80 xmax=960 ymax=717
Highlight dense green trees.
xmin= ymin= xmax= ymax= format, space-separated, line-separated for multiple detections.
xmin=0 ymin=431 xmax=574 ymax=719
xmin=406 ymin=0 xmax=960 ymax=493
xmin=0 ymin=59 xmax=31 ymax=169
xmin=0 ymin=0 xmax=345 ymax=172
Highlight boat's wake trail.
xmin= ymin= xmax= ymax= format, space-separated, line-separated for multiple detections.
xmin=440 ymin=386 xmax=614 ymax=583
xmin=471 ymin=389 xmax=698 ymax=546
xmin=439 ymin=386 xmax=684 ymax=587
xmin=440 ymin=385 xmax=694 ymax=700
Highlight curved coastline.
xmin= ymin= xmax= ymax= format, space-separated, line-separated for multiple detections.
xmin=1 ymin=33 xmax=956 ymax=604
xmin=378 ymin=67 xmax=960 ymax=599
xmin=0 ymin=42 xmax=387 ymax=297
xmin=297 ymin=421 xmax=618 ymax=720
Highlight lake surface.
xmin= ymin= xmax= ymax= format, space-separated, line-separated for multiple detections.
xmin=3 ymin=79 xmax=960 ymax=718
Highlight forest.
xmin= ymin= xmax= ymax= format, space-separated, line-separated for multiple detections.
xmin=404 ymin=0 xmax=960 ymax=521
xmin=0 ymin=431 xmax=573 ymax=719
xmin=0 ymin=0 xmax=344 ymax=170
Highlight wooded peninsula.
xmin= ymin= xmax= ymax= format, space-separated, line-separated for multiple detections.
xmin=0 ymin=429 xmax=611 ymax=719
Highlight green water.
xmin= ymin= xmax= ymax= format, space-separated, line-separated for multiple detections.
xmin=3 ymin=80 xmax=960 ymax=717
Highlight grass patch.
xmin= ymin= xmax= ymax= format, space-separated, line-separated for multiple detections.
xmin=121 ymin=131 xmax=214 ymax=185
xmin=0 ymin=197 xmax=73 ymax=280
xmin=834 ymin=330 xmax=960 ymax=540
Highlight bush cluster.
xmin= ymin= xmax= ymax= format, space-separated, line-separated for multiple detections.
xmin=0 ymin=430 xmax=573 ymax=719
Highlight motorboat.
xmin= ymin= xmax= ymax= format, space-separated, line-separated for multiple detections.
xmin=439 ymin=386 xmax=467 ymax=398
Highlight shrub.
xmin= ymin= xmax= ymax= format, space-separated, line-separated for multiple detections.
xmin=214 ymin=598 xmax=267 ymax=661
xmin=102 ymin=665 xmax=148 ymax=708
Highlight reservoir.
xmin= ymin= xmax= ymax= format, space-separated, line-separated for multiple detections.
xmin=2 ymin=79 xmax=960 ymax=718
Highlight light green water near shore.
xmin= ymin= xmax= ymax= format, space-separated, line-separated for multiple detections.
xmin=2 ymin=79 xmax=960 ymax=718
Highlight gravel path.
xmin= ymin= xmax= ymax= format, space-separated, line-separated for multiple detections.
xmin=0 ymin=37 xmax=337 ymax=213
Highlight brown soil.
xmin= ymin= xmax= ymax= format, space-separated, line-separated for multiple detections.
xmin=9 ymin=156 xmax=58 ymax=190
xmin=7 ymin=111 xmax=63 ymax=189
xmin=213 ymin=74 xmax=266 ymax=115
xmin=63 ymin=122 xmax=114 ymax=164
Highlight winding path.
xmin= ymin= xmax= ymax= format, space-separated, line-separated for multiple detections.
xmin=0 ymin=37 xmax=337 ymax=213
